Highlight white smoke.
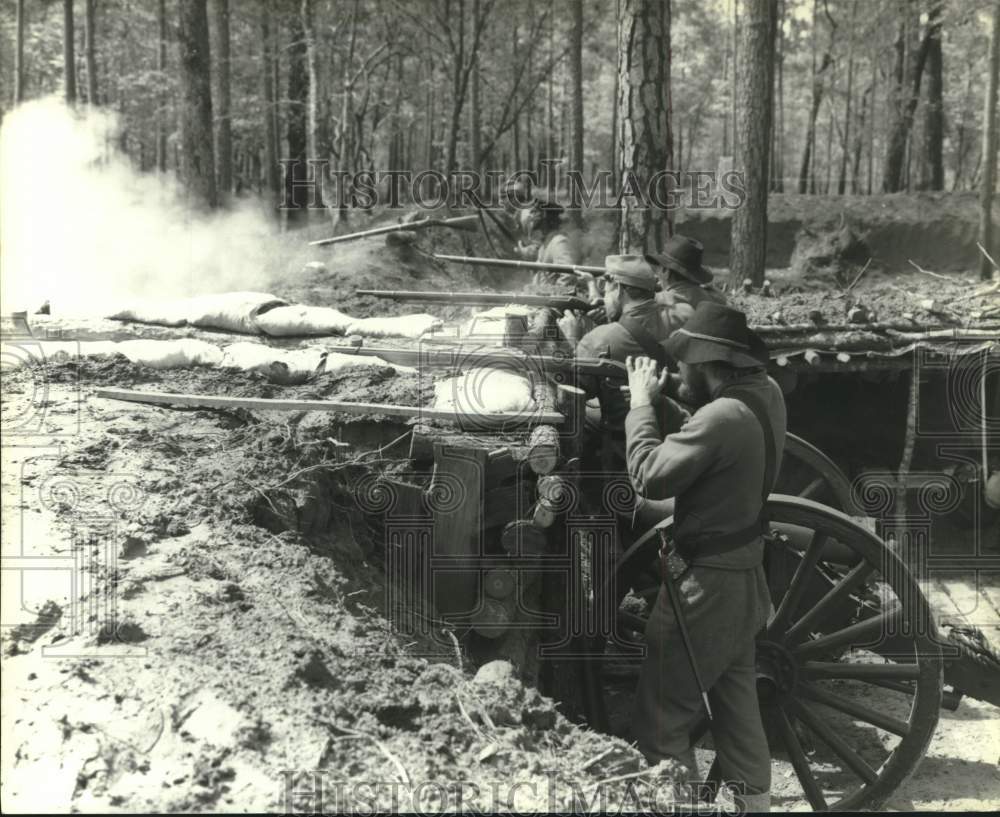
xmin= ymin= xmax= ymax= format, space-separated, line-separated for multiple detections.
xmin=0 ymin=98 xmax=281 ymax=316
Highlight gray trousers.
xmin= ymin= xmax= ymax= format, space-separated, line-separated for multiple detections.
xmin=632 ymin=562 xmax=773 ymax=795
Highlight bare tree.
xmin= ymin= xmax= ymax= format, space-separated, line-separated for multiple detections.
xmin=212 ymin=0 xmax=233 ymax=200
xmin=921 ymin=5 xmax=944 ymax=191
xmin=261 ymin=5 xmax=280 ymax=203
xmin=568 ymin=0 xmax=584 ymax=225
xmin=883 ymin=1 xmax=942 ymax=192
xmin=155 ymin=0 xmax=169 ymax=172
xmin=981 ymin=0 xmax=1000 ymax=280
xmin=616 ymin=0 xmax=673 ymax=254
xmin=84 ymin=0 xmax=98 ymax=104
xmin=14 ymin=0 xmax=25 ymax=104
xmin=797 ymin=0 xmax=832 ymax=194
xmin=731 ymin=0 xmax=777 ymax=287
xmin=64 ymin=0 xmax=77 ymax=105
xmin=177 ymin=0 xmax=218 ymax=210
xmin=286 ymin=10 xmax=309 ymax=226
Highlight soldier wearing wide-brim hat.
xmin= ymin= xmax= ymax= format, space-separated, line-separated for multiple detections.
xmin=646 ymin=235 xmax=728 ymax=330
xmin=623 ymin=300 xmax=784 ymax=814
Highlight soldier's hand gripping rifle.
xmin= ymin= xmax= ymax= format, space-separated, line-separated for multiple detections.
xmin=309 ymin=215 xmax=480 ymax=247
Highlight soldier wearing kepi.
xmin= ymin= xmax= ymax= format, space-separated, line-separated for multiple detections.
xmin=645 ymin=235 xmax=728 ymax=332
xmin=623 ymin=301 xmax=785 ymax=813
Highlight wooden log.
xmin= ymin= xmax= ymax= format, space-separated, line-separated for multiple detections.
xmin=525 ymin=424 xmax=562 ymax=474
xmin=98 ymin=388 xmax=564 ymax=428
xmin=471 ymin=597 xmax=514 ymax=638
xmin=531 ymin=499 xmax=558 ymax=529
xmin=537 ymin=474 xmax=572 ymax=505
xmin=430 ymin=444 xmax=488 ymax=615
xmin=484 ymin=568 xmax=516 ymax=599
xmin=555 ymin=384 xmax=587 ymax=461
xmin=500 ymin=520 xmax=548 ymax=554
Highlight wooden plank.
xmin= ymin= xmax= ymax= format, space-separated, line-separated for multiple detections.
xmin=97 ymin=387 xmax=564 ymax=428
xmin=431 ymin=444 xmax=489 ymax=616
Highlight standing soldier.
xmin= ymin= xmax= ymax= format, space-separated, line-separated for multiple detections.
xmin=623 ymin=302 xmax=783 ymax=813
xmin=524 ymin=193 xmax=585 ymax=292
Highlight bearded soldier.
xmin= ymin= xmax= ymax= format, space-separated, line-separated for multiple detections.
xmin=623 ymin=302 xmax=784 ymax=813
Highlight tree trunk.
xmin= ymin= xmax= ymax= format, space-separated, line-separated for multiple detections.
xmin=64 ymin=0 xmax=77 ymax=105
xmin=772 ymin=0 xmax=785 ymax=192
xmin=616 ymin=0 xmax=673 ymax=254
xmin=261 ymin=7 xmax=280 ymax=205
xmin=212 ymin=0 xmax=232 ymax=201
xmin=470 ymin=0 xmax=482 ymax=170
xmin=569 ymin=0 xmax=584 ymax=224
xmin=285 ymin=11 xmax=309 ymax=226
xmin=798 ymin=0 xmax=828 ymax=194
xmin=155 ymin=0 xmax=168 ymax=171
xmin=921 ymin=10 xmax=944 ymax=191
xmin=837 ymin=0 xmax=857 ymax=195
xmin=980 ymin=0 xmax=1000 ymax=281
xmin=851 ymin=82 xmax=871 ymax=193
xmin=14 ymin=0 xmax=25 ymax=104
xmin=177 ymin=0 xmax=217 ymax=210
xmin=731 ymin=0 xmax=776 ymax=287
xmin=84 ymin=0 xmax=98 ymax=104
xmin=868 ymin=49 xmax=877 ymax=193
xmin=883 ymin=2 xmax=941 ymax=193
xmin=301 ymin=0 xmax=323 ymax=216
xmin=444 ymin=3 xmax=466 ymax=177
xmin=731 ymin=0 xmax=739 ymax=158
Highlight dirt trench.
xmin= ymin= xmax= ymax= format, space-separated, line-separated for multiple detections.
xmin=1 ymin=358 xmax=680 ymax=814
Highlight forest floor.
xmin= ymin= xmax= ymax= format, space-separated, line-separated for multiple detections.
xmin=2 ymin=194 xmax=998 ymax=812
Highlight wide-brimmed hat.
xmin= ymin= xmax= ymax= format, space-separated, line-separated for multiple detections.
xmin=663 ymin=302 xmax=769 ymax=368
xmin=646 ymin=235 xmax=713 ymax=285
xmin=604 ymin=255 xmax=658 ymax=292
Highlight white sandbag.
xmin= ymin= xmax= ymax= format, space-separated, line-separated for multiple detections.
xmin=462 ymin=305 xmax=534 ymax=339
xmin=220 ymin=342 xmax=328 ymax=385
xmin=185 ymin=291 xmax=287 ymax=334
xmin=433 ymin=368 xmax=536 ymax=414
xmin=255 ymin=304 xmax=355 ymax=337
xmin=322 ymin=351 xmax=416 ymax=375
xmin=345 ymin=313 xmax=443 ymax=339
xmin=108 ymin=298 xmax=191 ymax=327
xmin=117 ymin=339 xmax=223 ymax=369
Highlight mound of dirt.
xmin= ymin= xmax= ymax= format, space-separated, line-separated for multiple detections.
xmin=2 ymin=361 xmax=690 ymax=813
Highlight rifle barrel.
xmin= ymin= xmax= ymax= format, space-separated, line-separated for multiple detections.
xmin=433 ymin=253 xmax=605 ymax=277
xmin=310 ymin=215 xmax=479 ymax=247
xmin=356 ymin=289 xmax=594 ymax=312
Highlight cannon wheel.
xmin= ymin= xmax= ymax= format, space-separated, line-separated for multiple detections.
xmin=780 ymin=434 xmax=857 ymax=514
xmin=586 ymin=495 xmax=943 ymax=812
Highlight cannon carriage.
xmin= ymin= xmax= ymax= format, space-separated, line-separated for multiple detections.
xmin=357 ymin=308 xmax=998 ymax=811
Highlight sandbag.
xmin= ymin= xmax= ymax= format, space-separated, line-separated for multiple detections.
xmin=254 ymin=305 xmax=355 ymax=337
xmin=117 ymin=339 xmax=223 ymax=369
xmin=345 ymin=313 xmax=443 ymax=339
xmin=185 ymin=291 xmax=287 ymax=334
xmin=108 ymin=299 xmax=190 ymax=327
xmin=433 ymin=368 xmax=536 ymax=415
xmin=462 ymin=305 xmax=534 ymax=339
xmin=220 ymin=342 xmax=328 ymax=385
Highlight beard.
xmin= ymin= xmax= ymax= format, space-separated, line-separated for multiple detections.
xmin=681 ymin=364 xmax=711 ymax=405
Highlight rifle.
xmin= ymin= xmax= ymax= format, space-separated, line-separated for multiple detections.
xmin=356 ymin=289 xmax=599 ymax=313
xmin=309 ymin=215 xmax=480 ymax=247
xmin=434 ymin=253 xmax=605 ymax=278
xmin=332 ymin=343 xmax=628 ymax=382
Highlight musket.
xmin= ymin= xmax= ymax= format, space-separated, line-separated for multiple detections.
xmin=434 ymin=253 xmax=605 ymax=278
xmin=356 ymin=289 xmax=598 ymax=313
xmin=309 ymin=215 xmax=480 ymax=247
xmin=332 ymin=344 xmax=628 ymax=381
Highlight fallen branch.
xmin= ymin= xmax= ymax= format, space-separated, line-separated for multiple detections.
xmin=907 ymin=259 xmax=955 ymax=282
xmin=845 ymin=259 xmax=872 ymax=292
xmin=977 ymin=241 xmax=1000 ymax=272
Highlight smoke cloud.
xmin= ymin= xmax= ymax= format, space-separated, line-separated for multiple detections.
xmin=1 ymin=98 xmax=282 ymax=316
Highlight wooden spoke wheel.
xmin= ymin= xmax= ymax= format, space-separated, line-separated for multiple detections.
xmin=779 ymin=434 xmax=857 ymax=514
xmin=585 ymin=495 xmax=943 ymax=812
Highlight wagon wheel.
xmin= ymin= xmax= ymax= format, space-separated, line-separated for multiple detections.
xmin=779 ymin=433 xmax=857 ymax=514
xmin=586 ymin=495 xmax=943 ymax=812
